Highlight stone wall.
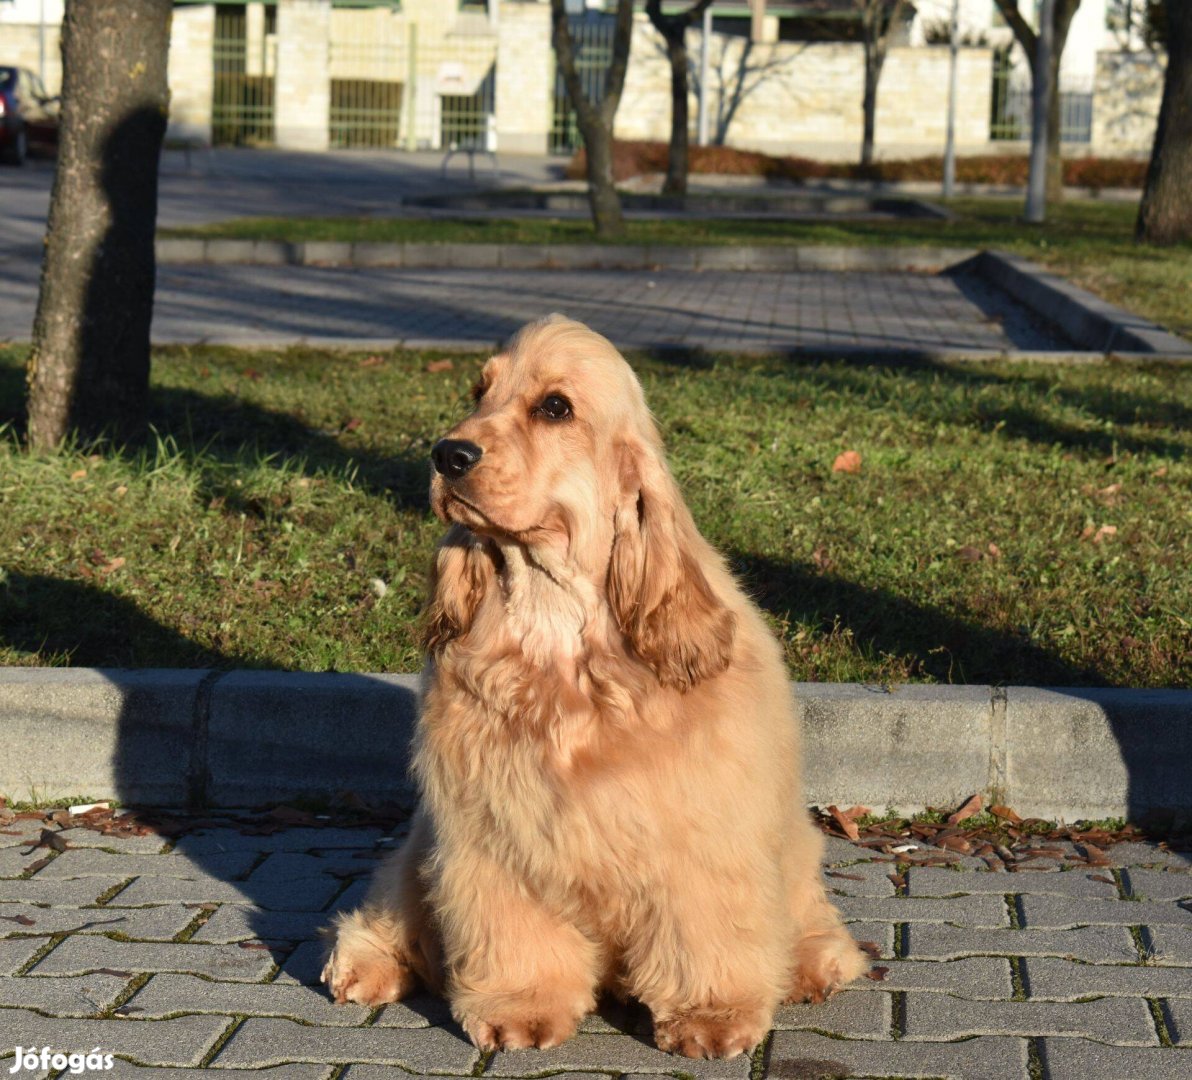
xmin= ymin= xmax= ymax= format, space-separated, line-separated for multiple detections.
xmin=275 ymin=0 xmax=331 ymax=151
xmin=0 ymin=23 xmax=63 ymax=96
xmin=495 ymin=1 xmax=552 ymax=154
xmin=167 ymin=3 xmax=215 ymax=146
xmin=618 ymin=18 xmax=994 ymax=161
xmin=1092 ymin=49 xmax=1165 ymax=157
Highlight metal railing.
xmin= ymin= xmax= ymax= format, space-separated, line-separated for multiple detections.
xmin=212 ymin=4 xmax=277 ymax=147
xmin=551 ymin=11 xmax=618 ymax=155
xmin=990 ymin=49 xmax=1093 ymax=144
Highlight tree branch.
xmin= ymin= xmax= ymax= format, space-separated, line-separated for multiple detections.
xmin=993 ymin=0 xmax=1039 ymax=61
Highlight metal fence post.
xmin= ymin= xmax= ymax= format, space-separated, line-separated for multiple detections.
xmin=404 ymin=21 xmax=417 ymax=152
xmin=943 ymin=0 xmax=959 ymax=199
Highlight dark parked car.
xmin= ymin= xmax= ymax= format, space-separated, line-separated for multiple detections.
xmin=0 ymin=65 xmax=59 ymax=165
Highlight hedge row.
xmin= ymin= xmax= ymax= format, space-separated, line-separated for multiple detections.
xmin=566 ymin=141 xmax=1148 ymax=191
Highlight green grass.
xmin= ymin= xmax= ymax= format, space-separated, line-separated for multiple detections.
xmin=1 ymin=344 xmax=1190 ymax=685
xmin=161 ymin=197 xmax=1192 ymax=341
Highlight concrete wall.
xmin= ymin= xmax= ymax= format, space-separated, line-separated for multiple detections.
xmin=167 ymin=2 xmax=215 ymax=146
xmin=0 ymin=22 xmax=63 ymax=96
xmin=618 ymin=18 xmax=995 ymax=162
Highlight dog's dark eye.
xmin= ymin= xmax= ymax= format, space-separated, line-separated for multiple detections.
xmin=535 ymin=394 xmax=572 ymax=421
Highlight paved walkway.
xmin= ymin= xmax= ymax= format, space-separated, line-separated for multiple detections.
xmin=0 ymin=261 xmax=1068 ymax=354
xmin=2 ymin=814 xmax=1188 ymax=1079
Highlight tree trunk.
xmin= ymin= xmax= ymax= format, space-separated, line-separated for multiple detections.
xmin=1046 ymin=1 xmax=1080 ymax=203
xmin=552 ymin=0 xmax=634 ymax=239
xmin=1136 ymin=0 xmax=1192 ymax=244
xmin=26 ymin=0 xmax=171 ymax=450
xmin=662 ymin=24 xmax=690 ymax=196
xmin=861 ymin=54 xmax=880 ymax=166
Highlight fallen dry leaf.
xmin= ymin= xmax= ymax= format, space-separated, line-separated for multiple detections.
xmin=857 ymin=940 xmax=882 ymax=959
xmin=359 ymin=355 xmax=385 ymax=367
xmin=948 ymin=794 xmax=984 ymax=825
xmin=832 ymin=450 xmax=862 ymax=474
xmin=1089 ymin=874 xmax=1116 ymax=885
xmin=864 ymin=966 xmax=890 ymax=982
xmin=94 ymin=968 xmax=132 ymax=978
xmin=990 ymin=805 xmax=1023 ymax=825
xmin=425 ymin=358 xmax=455 ymax=373
xmin=825 ymin=871 xmax=865 ymax=882
xmin=70 ymin=469 xmax=88 ymax=481
xmin=98 ymin=556 xmax=126 ymax=576
xmin=955 ymin=545 xmax=984 ymax=563
xmin=242 ymin=368 xmax=262 ymax=381
xmin=840 ymin=805 xmax=872 ymax=822
xmin=987 ymin=542 xmax=1001 ymax=559
xmin=1081 ymin=843 xmax=1113 ymax=867
xmin=0 ymin=914 xmax=36 ymax=926
xmin=341 ymin=417 xmax=363 ymax=433
xmin=811 ymin=544 xmax=834 ymax=573
xmin=826 ymin=805 xmax=860 ymax=841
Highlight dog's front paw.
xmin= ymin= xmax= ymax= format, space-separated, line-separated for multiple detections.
xmin=653 ymin=1005 xmax=770 ymax=1059
xmin=458 ymin=1008 xmax=579 ymax=1052
xmin=321 ymin=936 xmax=415 ymax=1007
xmin=785 ymin=928 xmax=870 ymax=1004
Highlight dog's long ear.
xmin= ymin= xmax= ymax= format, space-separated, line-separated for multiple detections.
xmin=607 ymin=440 xmax=737 ymax=691
xmin=424 ymin=524 xmax=497 ymax=655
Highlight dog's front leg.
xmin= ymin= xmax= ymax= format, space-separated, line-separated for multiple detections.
xmin=321 ymin=808 xmax=440 ymax=1006
xmin=432 ymin=846 xmax=600 ymax=1052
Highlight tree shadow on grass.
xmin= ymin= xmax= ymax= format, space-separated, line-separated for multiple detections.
xmin=732 ymin=551 xmax=1099 ymax=688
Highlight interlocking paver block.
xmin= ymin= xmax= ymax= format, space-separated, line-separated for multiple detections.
xmin=190 ymin=905 xmax=326 ymax=944
xmin=850 ymin=957 xmax=1013 ymax=998
xmin=1 ymin=876 xmax=128 ymax=906
xmin=212 ymin=1016 xmax=479 ymax=1074
xmin=109 ymin=1066 xmax=333 ymax=1080
xmin=0 ymin=846 xmax=47 ymax=877
xmin=903 ymin=924 xmax=1138 ymax=962
xmin=0 ymin=937 xmax=44 ymax=974
xmin=835 ymin=894 xmax=1009 ymax=927
xmin=1124 ymin=869 xmax=1192 ymax=901
xmin=906 ymin=867 xmax=1119 ymax=899
xmin=36 ymin=849 xmax=258 ymax=880
xmin=373 ymin=993 xmax=456 ymax=1029
xmin=822 ymin=860 xmax=896 ymax=897
xmin=1038 ymin=1038 xmax=1191 ymax=1080
xmin=1088 ymin=843 xmax=1192 ymax=870
xmin=55 ymin=829 xmax=170 ymax=854
xmin=0 ymin=972 xmax=129 ymax=1015
xmin=29 ymin=936 xmax=275 ymax=981
xmin=1167 ymin=997 xmax=1192 ymax=1046
xmin=0 ymin=1009 xmax=230 ymax=1066
xmin=903 ymin=992 xmax=1157 ymax=1044
xmin=1024 ymin=957 xmax=1192 ymax=999
xmin=273 ymin=939 xmax=327 ymax=986
xmin=773 ymin=990 xmax=891 ymax=1037
xmin=173 ymin=827 xmax=385 ymax=856
xmin=1020 ymin=895 xmax=1192 ymax=928
xmin=839 ymin=920 xmax=895 ymax=960
xmin=127 ymin=973 xmax=369 ymax=1025
xmin=766 ymin=1031 xmax=1030 ymax=1080
xmin=112 ymin=875 xmax=341 ymax=910
xmin=821 ymin=837 xmax=870 ymax=865
xmin=1146 ymin=926 xmax=1192 ymax=965
xmin=0 ymin=820 xmax=49 ymax=848
xmin=482 ymin=1033 xmax=750 ymax=1078
xmin=0 ymin=904 xmax=196 ymax=941
xmin=247 ymin=852 xmax=379 ymax=884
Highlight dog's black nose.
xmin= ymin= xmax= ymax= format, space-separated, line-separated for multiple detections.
xmin=432 ymin=439 xmax=483 ymax=479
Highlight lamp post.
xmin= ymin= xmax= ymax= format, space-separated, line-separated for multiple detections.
xmin=942 ymin=0 xmax=960 ymax=199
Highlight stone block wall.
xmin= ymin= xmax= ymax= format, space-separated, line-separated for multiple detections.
xmin=167 ymin=2 xmax=215 ymax=146
xmin=617 ymin=17 xmax=994 ymax=161
xmin=495 ymin=0 xmax=552 ymax=154
xmin=1092 ymin=50 xmax=1164 ymax=157
xmin=0 ymin=23 xmax=63 ymax=95
xmin=275 ymin=0 xmax=331 ymax=151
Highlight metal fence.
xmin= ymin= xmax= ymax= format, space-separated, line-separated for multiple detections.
xmin=328 ymin=37 xmax=404 ymax=149
xmin=990 ymin=49 xmax=1093 ymax=143
xmin=551 ymin=11 xmax=618 ymax=155
xmin=212 ymin=3 xmax=277 ymax=147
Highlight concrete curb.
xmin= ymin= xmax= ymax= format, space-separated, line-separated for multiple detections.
xmin=1 ymin=670 xmax=1188 ymax=821
xmin=153 ymin=239 xmax=977 ymax=274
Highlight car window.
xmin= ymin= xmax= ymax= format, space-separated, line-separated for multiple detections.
xmin=0 ymin=68 xmax=16 ymax=91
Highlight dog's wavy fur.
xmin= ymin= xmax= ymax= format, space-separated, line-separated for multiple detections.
xmin=322 ymin=316 xmax=868 ymax=1058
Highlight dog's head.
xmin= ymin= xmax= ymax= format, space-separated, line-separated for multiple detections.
xmin=427 ymin=315 xmax=734 ymax=688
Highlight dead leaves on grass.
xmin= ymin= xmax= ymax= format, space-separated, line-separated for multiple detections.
xmin=832 ymin=450 xmax=862 ymax=474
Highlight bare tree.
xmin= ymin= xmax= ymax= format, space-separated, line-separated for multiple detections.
xmin=857 ymin=0 xmax=911 ymax=166
xmin=551 ymin=0 xmax=635 ymax=238
xmin=645 ymin=0 xmax=714 ymax=196
xmin=1136 ymin=0 xmax=1192 ymax=244
xmin=992 ymin=0 xmax=1083 ymax=204
xmin=26 ymin=0 xmax=172 ymax=449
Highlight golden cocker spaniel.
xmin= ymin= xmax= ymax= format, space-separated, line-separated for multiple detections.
xmin=321 ymin=315 xmax=867 ymax=1058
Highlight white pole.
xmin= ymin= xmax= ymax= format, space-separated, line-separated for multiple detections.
xmin=38 ymin=0 xmax=47 ymax=86
xmin=943 ymin=0 xmax=959 ymax=199
xmin=697 ymin=3 xmax=711 ymax=146
xmin=1025 ymin=0 xmax=1054 ymax=223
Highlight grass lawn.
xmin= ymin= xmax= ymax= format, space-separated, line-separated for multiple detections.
xmin=162 ymin=197 xmax=1192 ymax=342
xmin=1 ymin=345 xmax=1189 ymax=687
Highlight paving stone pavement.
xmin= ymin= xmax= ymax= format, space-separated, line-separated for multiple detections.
xmin=0 ymin=258 xmax=1070 ymax=355
xmin=2 ymin=821 xmax=1189 ymax=1079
